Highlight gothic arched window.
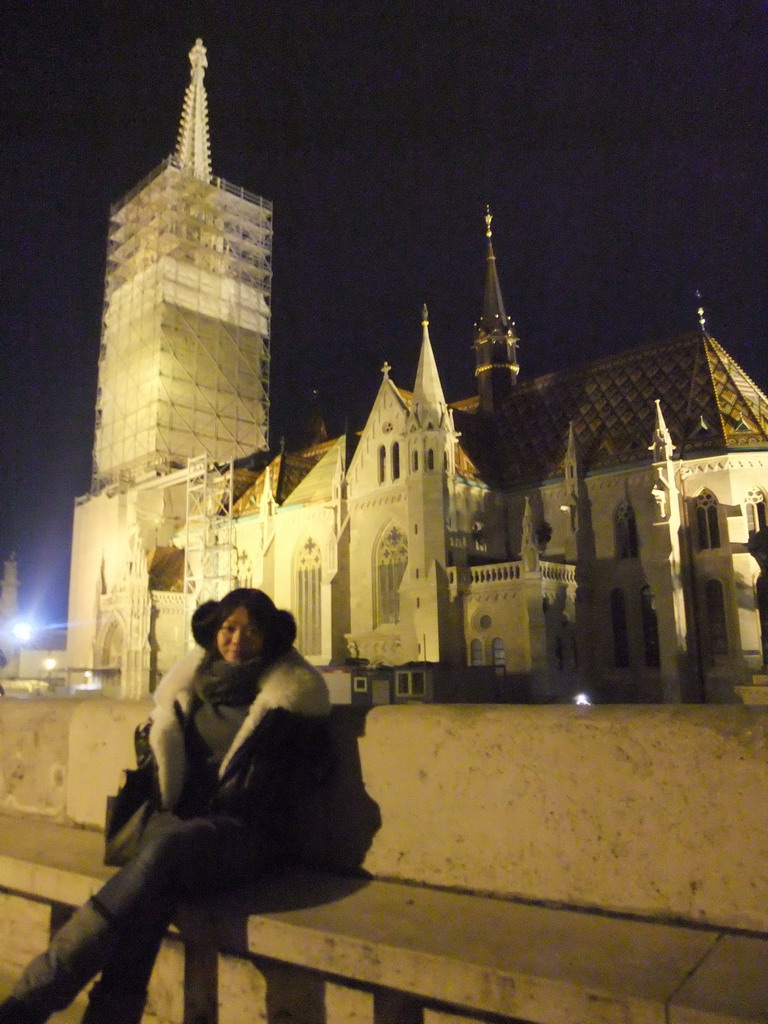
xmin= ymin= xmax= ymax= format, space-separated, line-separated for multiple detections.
xmin=615 ymin=502 xmax=639 ymax=559
xmin=375 ymin=526 xmax=408 ymax=626
xmin=470 ymin=638 xmax=484 ymax=666
xmin=392 ymin=442 xmax=400 ymax=480
xmin=412 ymin=449 xmax=418 ymax=472
xmin=696 ymin=491 xmax=721 ymax=550
xmin=427 ymin=448 xmax=435 ymax=471
xmin=554 ymin=636 xmax=564 ymax=670
xmin=378 ymin=445 xmax=386 ymax=484
xmin=610 ymin=588 xmax=630 ymax=668
xmin=745 ymin=488 xmax=767 ymax=536
xmin=296 ymin=539 xmax=322 ymax=656
xmin=640 ymin=585 xmax=660 ymax=668
xmin=705 ymin=579 xmax=728 ymax=655
xmin=491 ymin=637 xmax=506 ymax=668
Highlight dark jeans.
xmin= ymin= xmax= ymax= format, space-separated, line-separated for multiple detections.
xmin=91 ymin=813 xmax=270 ymax=1000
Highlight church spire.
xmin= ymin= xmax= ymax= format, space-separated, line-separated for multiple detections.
xmin=474 ymin=207 xmax=519 ymax=413
xmin=478 ymin=207 xmax=510 ymax=333
xmin=176 ymin=39 xmax=212 ymax=182
xmin=412 ymin=304 xmax=448 ymax=427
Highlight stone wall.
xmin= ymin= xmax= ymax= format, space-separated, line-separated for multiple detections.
xmin=1 ymin=700 xmax=767 ymax=931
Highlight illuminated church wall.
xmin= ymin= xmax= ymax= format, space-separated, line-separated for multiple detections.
xmin=346 ymin=373 xmax=412 ymax=665
xmin=67 ymin=490 xmax=131 ymax=673
xmin=533 ymin=453 xmax=768 ymax=702
xmin=66 ymin=368 xmax=768 ymax=704
xmin=67 ymin=472 xmax=188 ymax=695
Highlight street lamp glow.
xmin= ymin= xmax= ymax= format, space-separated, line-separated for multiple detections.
xmin=43 ymin=658 xmax=57 ymax=672
xmin=573 ymin=693 xmax=592 ymax=706
xmin=12 ymin=622 xmax=33 ymax=643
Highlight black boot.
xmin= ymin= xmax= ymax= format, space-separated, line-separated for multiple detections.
xmin=0 ymin=901 xmax=113 ymax=1023
xmin=0 ymin=997 xmax=41 ymax=1024
xmin=79 ymin=982 xmax=148 ymax=1024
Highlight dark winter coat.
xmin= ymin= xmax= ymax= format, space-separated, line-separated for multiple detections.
xmin=148 ymin=648 xmax=332 ymax=834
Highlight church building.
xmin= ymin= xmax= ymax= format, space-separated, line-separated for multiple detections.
xmin=66 ymin=42 xmax=768 ymax=704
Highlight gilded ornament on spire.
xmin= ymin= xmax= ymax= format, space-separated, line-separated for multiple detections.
xmin=695 ymin=290 xmax=710 ymax=338
xmin=485 ymin=204 xmax=493 ymax=239
xmin=176 ymin=38 xmax=212 ymax=182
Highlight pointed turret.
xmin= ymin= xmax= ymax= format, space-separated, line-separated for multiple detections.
xmin=563 ymin=421 xmax=580 ymax=536
xmin=0 ymin=553 xmax=19 ymax=621
xmin=176 ymin=38 xmax=212 ymax=182
xmin=296 ymin=388 xmax=329 ymax=449
xmin=412 ymin=305 xmax=448 ymax=428
xmin=474 ymin=207 xmax=519 ymax=413
xmin=650 ymin=399 xmax=675 ymax=465
xmin=650 ymin=399 xmax=678 ymax=524
xmin=521 ymin=497 xmax=540 ymax=573
xmin=564 ymin=421 xmax=579 ymax=483
xmin=259 ymin=458 xmax=276 ymax=517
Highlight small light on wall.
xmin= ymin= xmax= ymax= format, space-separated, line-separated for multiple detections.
xmin=43 ymin=658 xmax=57 ymax=672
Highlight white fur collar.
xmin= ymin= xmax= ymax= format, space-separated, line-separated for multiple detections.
xmin=149 ymin=648 xmax=330 ymax=810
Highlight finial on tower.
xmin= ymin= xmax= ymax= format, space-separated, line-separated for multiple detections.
xmin=422 ymin=304 xmax=429 ymax=326
xmin=695 ymin=290 xmax=710 ymax=338
xmin=485 ymin=204 xmax=493 ymax=239
xmin=176 ymin=38 xmax=212 ymax=183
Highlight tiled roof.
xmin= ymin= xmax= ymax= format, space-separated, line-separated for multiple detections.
xmin=232 ymin=440 xmax=341 ymax=517
xmin=148 ymin=547 xmax=185 ymax=592
xmin=232 ymin=468 xmax=260 ymax=505
xmin=283 ymin=436 xmax=345 ymax=506
xmin=453 ymin=333 xmax=768 ymax=487
xmin=232 ymin=456 xmax=278 ymax=516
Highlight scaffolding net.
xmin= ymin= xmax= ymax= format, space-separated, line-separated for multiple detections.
xmin=92 ymin=157 xmax=272 ymax=492
xmin=184 ymin=454 xmax=234 ymax=632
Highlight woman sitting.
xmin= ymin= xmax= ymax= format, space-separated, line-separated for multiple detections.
xmin=0 ymin=588 xmax=331 ymax=1024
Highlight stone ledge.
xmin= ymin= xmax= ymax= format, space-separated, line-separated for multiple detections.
xmin=0 ymin=817 xmax=112 ymax=907
xmin=669 ymin=934 xmax=768 ymax=1024
xmin=735 ymin=684 xmax=768 ymax=705
xmin=225 ymin=871 xmax=719 ymax=1022
xmin=0 ymin=816 xmax=766 ymax=1024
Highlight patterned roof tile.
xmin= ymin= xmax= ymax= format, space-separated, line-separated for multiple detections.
xmin=453 ymin=333 xmax=768 ymax=486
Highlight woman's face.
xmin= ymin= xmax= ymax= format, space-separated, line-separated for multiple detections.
xmin=216 ymin=606 xmax=264 ymax=664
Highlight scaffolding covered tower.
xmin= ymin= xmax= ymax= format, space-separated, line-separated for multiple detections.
xmin=92 ymin=40 xmax=272 ymax=492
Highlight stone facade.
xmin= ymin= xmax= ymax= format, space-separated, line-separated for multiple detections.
xmin=67 ymin=313 xmax=768 ymax=704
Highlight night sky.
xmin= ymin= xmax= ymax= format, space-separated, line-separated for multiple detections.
xmin=1 ymin=1 xmax=766 ymax=628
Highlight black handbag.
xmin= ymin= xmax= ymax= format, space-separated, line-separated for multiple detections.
xmin=104 ymin=722 xmax=158 ymax=867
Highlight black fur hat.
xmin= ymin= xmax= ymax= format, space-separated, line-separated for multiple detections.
xmin=190 ymin=600 xmax=221 ymax=650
